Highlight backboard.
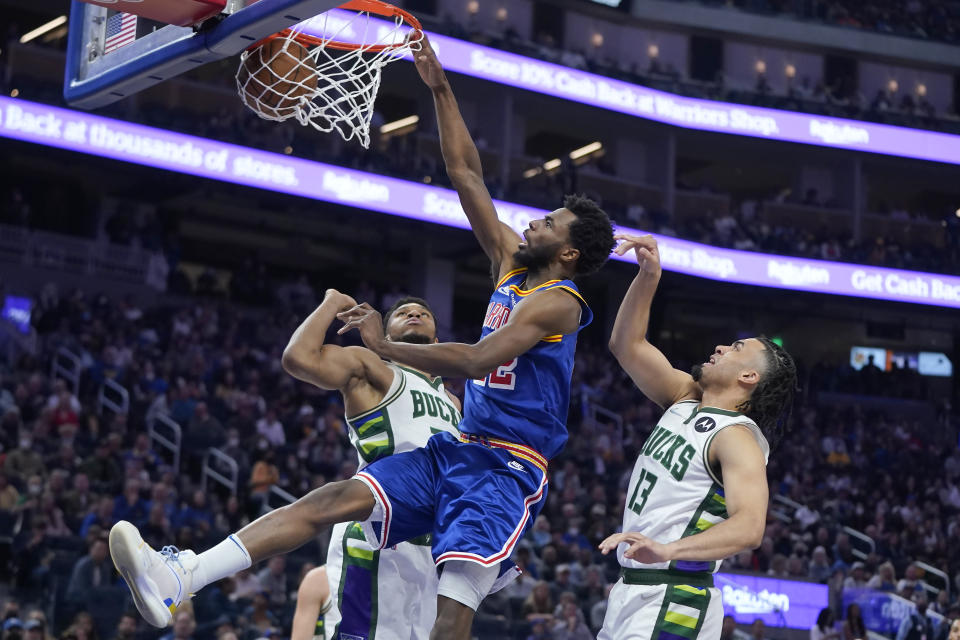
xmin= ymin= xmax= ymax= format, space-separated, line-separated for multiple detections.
xmin=64 ymin=0 xmax=345 ymax=109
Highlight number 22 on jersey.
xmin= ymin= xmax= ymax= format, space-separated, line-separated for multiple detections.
xmin=473 ymin=359 xmax=518 ymax=390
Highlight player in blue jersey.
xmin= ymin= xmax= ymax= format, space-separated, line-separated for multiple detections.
xmin=107 ymin=35 xmax=614 ymax=640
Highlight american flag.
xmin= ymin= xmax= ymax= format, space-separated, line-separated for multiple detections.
xmin=103 ymin=12 xmax=137 ymax=54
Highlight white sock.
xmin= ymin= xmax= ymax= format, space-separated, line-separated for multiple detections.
xmin=194 ymin=534 xmax=252 ymax=590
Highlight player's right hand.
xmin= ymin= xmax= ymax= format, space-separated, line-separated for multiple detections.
xmin=324 ymin=288 xmax=358 ymax=312
xmin=614 ymin=233 xmax=661 ymax=276
xmin=412 ymin=35 xmax=447 ymax=90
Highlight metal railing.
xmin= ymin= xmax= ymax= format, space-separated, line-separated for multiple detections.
xmin=202 ymin=448 xmax=239 ymax=496
xmin=50 ymin=346 xmax=82 ymax=396
xmin=97 ymin=378 xmax=129 ymax=418
xmin=842 ymin=526 xmax=876 ymax=561
xmin=148 ymin=414 xmax=182 ymax=473
xmin=267 ymin=485 xmax=298 ymax=510
xmin=586 ymin=400 xmax=624 ymax=440
xmin=916 ymin=561 xmax=950 ymax=597
xmin=770 ymin=494 xmax=804 ymax=523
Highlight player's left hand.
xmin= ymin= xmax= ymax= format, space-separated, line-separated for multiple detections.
xmin=598 ymin=531 xmax=673 ymax=563
xmin=337 ymin=303 xmax=386 ymax=352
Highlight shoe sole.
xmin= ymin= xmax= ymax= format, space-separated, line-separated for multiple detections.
xmin=109 ymin=521 xmax=173 ymax=628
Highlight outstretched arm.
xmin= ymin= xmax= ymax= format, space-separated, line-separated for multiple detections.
xmin=608 ymin=234 xmax=700 ymax=409
xmin=337 ymin=290 xmax=581 ymax=379
xmin=599 ymin=425 xmax=768 ymax=562
xmin=281 ymin=289 xmax=394 ymax=396
xmin=414 ymin=36 xmax=521 ymax=276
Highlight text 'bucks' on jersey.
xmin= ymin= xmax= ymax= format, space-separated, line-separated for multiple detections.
xmin=345 ymin=363 xmax=462 ymax=469
xmin=619 ymin=400 xmax=770 ymax=573
xmin=460 ymin=268 xmax=592 ymax=460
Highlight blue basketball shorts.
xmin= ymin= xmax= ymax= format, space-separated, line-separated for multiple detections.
xmin=353 ymin=431 xmax=548 ymax=568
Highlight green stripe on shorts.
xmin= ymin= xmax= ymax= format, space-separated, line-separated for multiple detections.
xmin=651 ymin=584 xmax=712 ymax=640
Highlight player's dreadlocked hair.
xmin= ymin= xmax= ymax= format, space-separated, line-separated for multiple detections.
xmin=563 ymin=194 xmax=616 ymax=276
xmin=737 ymin=336 xmax=797 ymax=451
xmin=383 ymin=296 xmax=436 ymax=335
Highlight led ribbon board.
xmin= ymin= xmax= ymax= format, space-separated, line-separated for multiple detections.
xmin=2 ymin=96 xmax=959 ymax=308
xmin=716 ymin=573 xmax=829 ymax=629
xmin=302 ymin=10 xmax=960 ymax=166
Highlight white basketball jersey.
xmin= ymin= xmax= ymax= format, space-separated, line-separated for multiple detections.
xmin=345 ymin=363 xmax=462 ymax=470
xmin=618 ymin=400 xmax=770 ymax=573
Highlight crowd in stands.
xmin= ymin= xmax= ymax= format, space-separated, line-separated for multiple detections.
xmin=0 ymin=276 xmax=957 ymax=639
xmin=672 ymin=0 xmax=960 ymax=44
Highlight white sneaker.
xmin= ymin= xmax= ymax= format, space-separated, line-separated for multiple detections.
xmin=109 ymin=520 xmax=198 ymax=628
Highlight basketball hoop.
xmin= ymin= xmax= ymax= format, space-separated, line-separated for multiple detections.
xmin=235 ymin=0 xmax=423 ymax=148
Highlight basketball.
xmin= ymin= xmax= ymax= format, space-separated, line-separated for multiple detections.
xmin=237 ymin=37 xmax=319 ymax=119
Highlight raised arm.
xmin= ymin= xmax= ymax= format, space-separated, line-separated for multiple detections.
xmin=599 ymin=425 xmax=768 ymax=562
xmin=336 ymin=290 xmax=581 ymax=379
xmin=608 ymin=234 xmax=699 ymax=409
xmin=281 ymin=289 xmax=394 ymax=400
xmin=414 ymin=36 xmax=521 ymax=276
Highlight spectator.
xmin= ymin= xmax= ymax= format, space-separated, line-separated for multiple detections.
xmin=4 ymin=431 xmax=46 ymax=481
xmin=809 ymin=546 xmax=833 ymax=582
xmin=550 ymin=601 xmax=592 ymax=640
xmin=867 ymin=562 xmax=897 ymax=592
xmin=843 ymin=562 xmax=869 ymax=590
xmin=751 ymin=619 xmax=770 ymax=640
xmin=722 ymin=615 xmax=750 ymax=640
xmin=524 ymin=581 xmax=554 ymax=624
xmin=843 ymin=603 xmax=867 ymax=640
xmin=79 ymin=497 xmax=116 ymax=539
xmin=897 ymin=591 xmax=936 ymax=640
xmin=65 ymin=535 xmax=114 ymax=606
xmin=255 ymin=409 xmax=285 ymax=448
xmin=0 ymin=474 xmax=19 ymax=511
xmin=812 ymin=608 xmax=840 ymax=640
xmin=897 ymin=564 xmax=922 ymax=595
xmin=112 ymin=480 xmax=148 ymax=527
xmin=109 ymin=613 xmax=137 ymax=640
xmin=80 ymin=442 xmax=122 ymax=495
xmin=158 ymin=611 xmax=195 ymax=640
xmin=256 ymin=556 xmax=288 ymax=608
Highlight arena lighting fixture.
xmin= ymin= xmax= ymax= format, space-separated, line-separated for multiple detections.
xmin=19 ymin=15 xmax=67 ymax=44
xmin=522 ymin=167 xmax=542 ymax=179
xmin=569 ymin=141 xmax=603 ymax=160
xmin=647 ymin=43 xmax=659 ymax=58
xmin=955 ymin=208 xmax=960 ymax=218
xmin=380 ymin=115 xmax=419 ymax=134
xmin=755 ymin=60 xmax=767 ymax=75
xmin=543 ymin=158 xmax=562 ymax=171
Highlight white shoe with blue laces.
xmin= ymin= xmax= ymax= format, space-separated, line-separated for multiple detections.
xmin=109 ymin=520 xmax=198 ymax=628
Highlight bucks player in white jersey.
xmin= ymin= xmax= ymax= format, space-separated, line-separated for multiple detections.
xmin=267 ymin=289 xmax=460 ymax=640
xmin=599 ymin=234 xmax=797 ymax=640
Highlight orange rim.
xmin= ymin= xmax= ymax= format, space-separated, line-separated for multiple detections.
xmin=256 ymin=0 xmax=422 ymax=52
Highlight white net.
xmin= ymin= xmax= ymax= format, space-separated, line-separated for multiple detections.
xmin=236 ymin=8 xmax=422 ymax=148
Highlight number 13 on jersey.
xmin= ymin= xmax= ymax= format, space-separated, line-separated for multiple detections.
xmin=473 ymin=359 xmax=518 ymax=390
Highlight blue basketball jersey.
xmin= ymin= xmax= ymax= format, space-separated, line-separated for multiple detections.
xmin=460 ymin=268 xmax=592 ymax=460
